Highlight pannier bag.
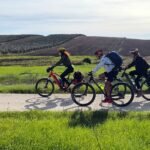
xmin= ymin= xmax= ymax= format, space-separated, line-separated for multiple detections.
xmin=73 ymin=71 xmax=84 ymax=83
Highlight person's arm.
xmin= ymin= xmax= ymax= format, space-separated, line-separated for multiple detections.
xmin=126 ymin=60 xmax=135 ymax=69
xmin=46 ymin=57 xmax=63 ymax=72
xmin=52 ymin=57 xmax=63 ymax=68
xmin=92 ymin=59 xmax=104 ymax=73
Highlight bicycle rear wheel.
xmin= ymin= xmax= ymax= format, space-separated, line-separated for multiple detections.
xmin=141 ymin=80 xmax=150 ymax=100
xmin=35 ymin=78 xmax=54 ymax=97
xmin=71 ymin=83 xmax=96 ymax=106
xmin=111 ymin=82 xmax=134 ymax=107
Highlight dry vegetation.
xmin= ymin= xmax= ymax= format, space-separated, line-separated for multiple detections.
xmin=0 ymin=34 xmax=150 ymax=56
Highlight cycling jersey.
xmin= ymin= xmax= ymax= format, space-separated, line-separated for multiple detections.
xmin=92 ymin=55 xmax=115 ymax=73
xmin=53 ymin=54 xmax=72 ymax=68
xmin=127 ymin=56 xmax=149 ymax=74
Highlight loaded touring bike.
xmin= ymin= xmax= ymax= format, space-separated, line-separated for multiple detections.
xmin=119 ymin=68 xmax=150 ymax=100
xmin=71 ymin=71 xmax=134 ymax=107
xmin=35 ymin=68 xmax=83 ymax=97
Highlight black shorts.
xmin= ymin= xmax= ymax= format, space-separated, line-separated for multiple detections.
xmin=129 ymin=70 xmax=148 ymax=77
xmin=104 ymin=70 xmax=118 ymax=82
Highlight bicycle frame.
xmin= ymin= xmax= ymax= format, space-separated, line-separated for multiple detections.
xmin=49 ymin=71 xmax=62 ymax=88
xmin=120 ymin=70 xmax=149 ymax=93
xmin=48 ymin=70 xmax=74 ymax=89
xmin=121 ymin=71 xmax=137 ymax=92
xmin=87 ymin=75 xmax=106 ymax=95
xmin=36 ymin=69 xmax=75 ymax=97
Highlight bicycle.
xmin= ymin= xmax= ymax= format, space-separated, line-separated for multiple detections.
xmin=120 ymin=69 xmax=150 ymax=100
xmin=71 ymin=72 xmax=134 ymax=107
xmin=35 ymin=68 xmax=79 ymax=97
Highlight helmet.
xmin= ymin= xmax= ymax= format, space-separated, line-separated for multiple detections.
xmin=130 ymin=48 xmax=139 ymax=54
xmin=58 ymin=47 xmax=66 ymax=53
xmin=94 ymin=49 xmax=103 ymax=55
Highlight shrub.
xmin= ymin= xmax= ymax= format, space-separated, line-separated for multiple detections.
xmin=82 ymin=58 xmax=91 ymax=64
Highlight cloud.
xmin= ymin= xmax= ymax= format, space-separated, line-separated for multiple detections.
xmin=0 ymin=0 xmax=150 ymax=39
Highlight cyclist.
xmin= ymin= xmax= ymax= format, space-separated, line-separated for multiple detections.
xmin=125 ymin=48 xmax=149 ymax=97
xmin=47 ymin=47 xmax=74 ymax=88
xmin=90 ymin=49 xmax=122 ymax=103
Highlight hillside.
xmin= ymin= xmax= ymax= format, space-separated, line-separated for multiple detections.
xmin=0 ymin=34 xmax=150 ymax=56
xmin=0 ymin=34 xmax=82 ymax=54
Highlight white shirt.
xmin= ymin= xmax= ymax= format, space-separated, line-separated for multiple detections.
xmin=92 ymin=56 xmax=115 ymax=73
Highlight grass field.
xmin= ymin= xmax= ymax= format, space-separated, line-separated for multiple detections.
xmin=0 ymin=55 xmax=96 ymax=66
xmin=0 ymin=55 xmax=148 ymax=93
xmin=0 ymin=55 xmax=105 ymax=93
xmin=0 ymin=111 xmax=150 ymax=150
xmin=0 ymin=55 xmax=150 ymax=150
xmin=0 ymin=65 xmax=104 ymax=93
xmin=0 ymin=55 xmax=97 ymax=93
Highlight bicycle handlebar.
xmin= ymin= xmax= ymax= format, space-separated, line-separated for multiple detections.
xmin=47 ymin=67 xmax=54 ymax=73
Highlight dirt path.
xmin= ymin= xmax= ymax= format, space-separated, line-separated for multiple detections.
xmin=0 ymin=94 xmax=150 ymax=111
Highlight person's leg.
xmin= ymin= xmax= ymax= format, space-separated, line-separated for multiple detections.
xmin=102 ymin=72 xmax=114 ymax=103
xmin=143 ymin=70 xmax=150 ymax=85
xmin=134 ymin=70 xmax=148 ymax=89
xmin=102 ymin=69 xmax=119 ymax=103
xmin=135 ymin=75 xmax=141 ymax=90
xmin=104 ymin=80 xmax=112 ymax=98
xmin=135 ymin=71 xmax=148 ymax=97
xmin=60 ymin=67 xmax=74 ymax=87
xmin=143 ymin=70 xmax=148 ymax=79
xmin=135 ymin=74 xmax=142 ymax=97
xmin=129 ymin=70 xmax=139 ymax=87
xmin=129 ymin=70 xmax=137 ymax=80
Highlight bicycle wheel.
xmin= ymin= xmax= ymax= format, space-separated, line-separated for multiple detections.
xmin=35 ymin=78 xmax=54 ymax=97
xmin=141 ymin=80 xmax=150 ymax=100
xmin=111 ymin=82 xmax=134 ymax=107
xmin=71 ymin=82 xmax=96 ymax=106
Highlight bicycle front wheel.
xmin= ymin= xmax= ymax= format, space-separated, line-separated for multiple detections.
xmin=71 ymin=83 xmax=96 ymax=106
xmin=35 ymin=78 xmax=54 ymax=97
xmin=111 ymin=82 xmax=134 ymax=107
xmin=141 ymin=80 xmax=150 ymax=101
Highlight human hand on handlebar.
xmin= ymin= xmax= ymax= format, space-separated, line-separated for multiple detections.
xmin=46 ymin=67 xmax=53 ymax=73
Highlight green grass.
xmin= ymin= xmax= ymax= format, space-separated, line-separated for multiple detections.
xmin=0 ymin=65 xmax=104 ymax=93
xmin=0 ymin=84 xmax=35 ymax=93
xmin=0 ymin=55 xmax=145 ymax=93
xmin=0 ymin=55 xmax=96 ymax=66
xmin=0 ymin=64 xmax=135 ymax=93
xmin=0 ymin=111 xmax=150 ymax=150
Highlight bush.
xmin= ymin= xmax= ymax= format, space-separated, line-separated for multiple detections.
xmin=82 ymin=58 xmax=91 ymax=64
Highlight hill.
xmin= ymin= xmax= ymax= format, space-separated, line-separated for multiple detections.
xmin=0 ymin=34 xmax=82 ymax=54
xmin=0 ymin=34 xmax=150 ymax=56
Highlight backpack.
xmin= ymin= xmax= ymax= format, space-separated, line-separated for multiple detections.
xmin=105 ymin=51 xmax=123 ymax=68
xmin=73 ymin=71 xmax=84 ymax=83
xmin=140 ymin=57 xmax=149 ymax=70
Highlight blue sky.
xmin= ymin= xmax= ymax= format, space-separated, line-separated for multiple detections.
xmin=0 ymin=0 xmax=150 ymax=39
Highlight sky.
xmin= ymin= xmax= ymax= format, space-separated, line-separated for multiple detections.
xmin=0 ymin=0 xmax=150 ymax=39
